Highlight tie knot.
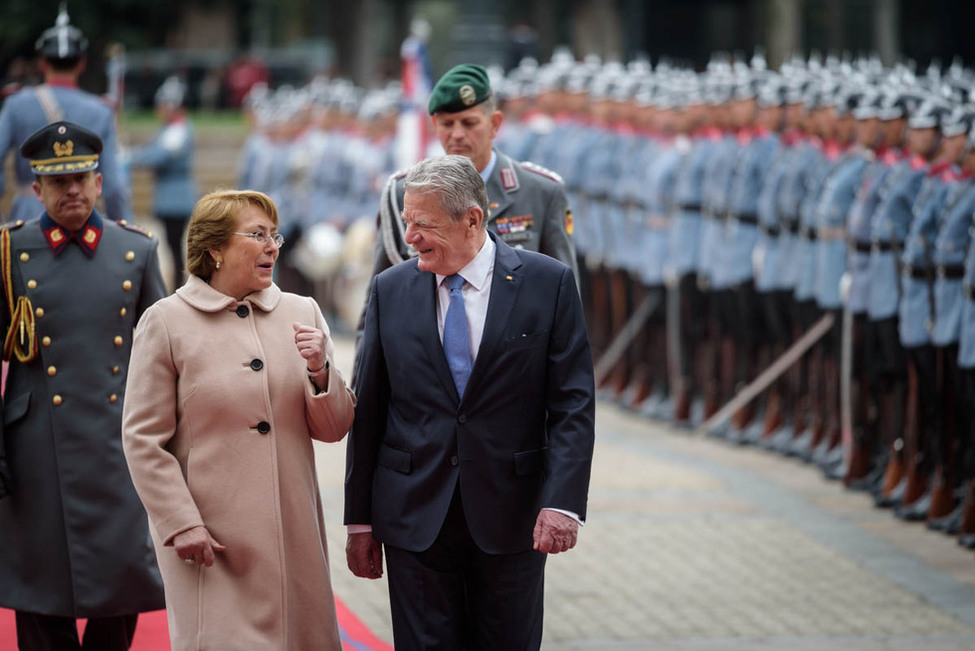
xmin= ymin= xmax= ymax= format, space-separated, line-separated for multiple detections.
xmin=446 ymin=274 xmax=465 ymax=292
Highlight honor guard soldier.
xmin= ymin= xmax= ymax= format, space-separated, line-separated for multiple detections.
xmin=128 ymin=76 xmax=198 ymax=290
xmin=0 ymin=121 xmax=167 ymax=649
xmin=360 ymin=64 xmax=577 ymax=344
xmin=0 ymin=7 xmax=132 ymax=223
xmin=928 ymin=114 xmax=975 ymax=531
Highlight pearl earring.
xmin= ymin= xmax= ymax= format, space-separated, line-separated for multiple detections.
xmin=215 ymin=260 xmax=222 ymax=270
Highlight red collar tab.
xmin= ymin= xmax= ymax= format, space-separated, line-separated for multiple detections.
xmin=40 ymin=212 xmax=103 ymax=258
xmin=909 ymin=154 xmax=928 ymax=171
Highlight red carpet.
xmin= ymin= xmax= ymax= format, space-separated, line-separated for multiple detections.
xmin=0 ymin=597 xmax=392 ymax=650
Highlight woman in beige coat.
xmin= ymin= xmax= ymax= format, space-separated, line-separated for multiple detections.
xmin=122 ymin=190 xmax=355 ymax=650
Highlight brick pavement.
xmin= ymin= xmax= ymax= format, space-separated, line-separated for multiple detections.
xmin=318 ymin=334 xmax=975 ymax=650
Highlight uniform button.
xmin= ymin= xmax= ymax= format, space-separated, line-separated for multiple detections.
xmin=47 ymin=366 xmax=56 ymax=376
xmin=256 ymin=421 xmax=270 ymax=434
xmin=236 ymin=305 xmax=250 ymax=318
xmin=114 ymin=335 xmax=123 ymax=347
xmin=450 ymin=456 xmax=459 ymax=466
xmin=125 ymin=251 xmax=135 ymax=261
xmin=27 ymin=280 xmax=37 ymax=289
xmin=35 ymin=307 xmax=44 ymax=318
xmin=119 ymin=220 xmax=128 ymax=226
xmin=122 ymin=280 xmax=132 ymax=291
xmin=120 ymin=307 xmax=127 ymax=317
xmin=109 ymin=394 xmax=118 ymax=403
xmin=19 ymin=252 xmax=29 ymax=262
xmin=250 ymin=358 xmax=264 ymax=371
xmin=52 ymin=395 xmax=62 ymax=406
xmin=42 ymin=336 xmax=51 ymax=347
xmin=112 ymin=365 xmax=120 ymax=375
xmin=458 ymin=414 xmax=467 ymax=424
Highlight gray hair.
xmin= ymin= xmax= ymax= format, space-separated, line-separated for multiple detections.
xmin=404 ymin=155 xmax=488 ymax=228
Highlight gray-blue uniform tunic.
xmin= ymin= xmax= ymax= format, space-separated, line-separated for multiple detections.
xmin=0 ymin=85 xmax=132 ymax=223
xmin=932 ymin=176 xmax=975 ymax=347
xmin=0 ymin=212 xmax=166 ymax=617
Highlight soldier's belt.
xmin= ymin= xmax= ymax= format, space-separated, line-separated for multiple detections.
xmin=871 ymin=240 xmax=905 ymax=253
xmin=937 ymin=264 xmax=965 ymax=279
xmin=782 ymin=219 xmax=800 ymax=234
xmin=964 ymin=284 xmax=975 ymax=300
xmin=759 ymin=223 xmax=781 ymax=237
xmin=800 ymin=226 xmax=818 ymax=241
xmin=901 ymin=265 xmax=933 ymax=279
xmin=850 ymin=241 xmax=872 ymax=253
xmin=731 ymin=213 xmax=759 ymax=226
xmin=818 ymin=226 xmax=847 ymax=241
xmin=679 ymin=203 xmax=702 ymax=212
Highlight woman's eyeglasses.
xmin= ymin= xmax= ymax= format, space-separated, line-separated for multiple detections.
xmin=235 ymin=232 xmax=285 ymax=247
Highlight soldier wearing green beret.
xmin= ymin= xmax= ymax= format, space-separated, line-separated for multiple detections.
xmin=365 ymin=63 xmax=578 ymax=297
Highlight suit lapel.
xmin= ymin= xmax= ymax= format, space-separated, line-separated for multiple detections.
xmin=486 ymin=150 xmax=516 ymax=224
xmin=466 ymin=233 xmax=523 ymax=399
xmin=410 ymin=266 xmax=461 ymax=403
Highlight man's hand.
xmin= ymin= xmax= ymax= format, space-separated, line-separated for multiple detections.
xmin=173 ymin=525 xmax=226 ymax=567
xmin=346 ymin=532 xmax=384 ymax=579
xmin=533 ymin=510 xmax=579 ymax=554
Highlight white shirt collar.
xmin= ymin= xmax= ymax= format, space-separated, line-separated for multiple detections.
xmin=479 ymin=150 xmax=498 ymax=183
xmin=436 ymin=234 xmax=495 ymax=291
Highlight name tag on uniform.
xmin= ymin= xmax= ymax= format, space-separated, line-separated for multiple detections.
xmin=496 ymin=215 xmax=534 ymax=243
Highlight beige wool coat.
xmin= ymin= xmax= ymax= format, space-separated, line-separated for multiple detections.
xmin=122 ymin=275 xmax=355 ymax=651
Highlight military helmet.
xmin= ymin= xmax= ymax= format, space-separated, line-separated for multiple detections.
xmin=36 ymin=5 xmax=88 ymax=61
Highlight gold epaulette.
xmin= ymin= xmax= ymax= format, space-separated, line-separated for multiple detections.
xmin=117 ymin=219 xmax=154 ymax=239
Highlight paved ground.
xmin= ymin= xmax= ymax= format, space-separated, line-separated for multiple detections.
xmin=317 ymin=334 xmax=975 ymax=650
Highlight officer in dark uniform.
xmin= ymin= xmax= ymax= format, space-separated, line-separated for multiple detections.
xmin=0 ymin=7 xmax=132 ymax=223
xmin=0 ymin=121 xmax=166 ymax=649
xmin=369 ymin=63 xmax=576 ymax=280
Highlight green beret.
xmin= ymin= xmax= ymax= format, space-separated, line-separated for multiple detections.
xmin=428 ymin=64 xmax=493 ymax=114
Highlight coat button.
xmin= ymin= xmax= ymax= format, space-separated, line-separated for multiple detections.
xmin=109 ymin=394 xmax=118 ymax=403
xmin=27 ymin=280 xmax=36 ymax=289
xmin=114 ymin=335 xmax=123 ymax=346
xmin=256 ymin=421 xmax=270 ymax=434
xmin=35 ymin=307 xmax=44 ymax=318
xmin=125 ymin=251 xmax=135 ymax=261
xmin=120 ymin=307 xmax=127 ymax=317
xmin=236 ymin=305 xmax=250 ymax=318
xmin=47 ymin=366 xmax=56 ymax=376
xmin=458 ymin=414 xmax=467 ymax=424
xmin=450 ymin=456 xmax=459 ymax=466
xmin=52 ymin=395 xmax=62 ymax=406
xmin=20 ymin=252 xmax=29 ymax=262
xmin=42 ymin=336 xmax=51 ymax=347
xmin=250 ymin=358 xmax=264 ymax=371
xmin=122 ymin=280 xmax=132 ymax=291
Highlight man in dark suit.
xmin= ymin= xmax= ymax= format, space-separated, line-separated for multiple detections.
xmin=346 ymin=154 xmax=595 ymax=649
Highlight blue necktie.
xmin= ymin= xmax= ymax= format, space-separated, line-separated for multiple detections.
xmin=443 ymin=274 xmax=472 ymax=398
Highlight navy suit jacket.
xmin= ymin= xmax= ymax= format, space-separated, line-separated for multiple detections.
xmin=345 ymin=231 xmax=595 ymax=555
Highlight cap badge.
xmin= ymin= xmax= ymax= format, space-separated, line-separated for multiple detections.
xmin=459 ymin=84 xmax=476 ymax=106
xmin=53 ymin=140 xmax=74 ymax=157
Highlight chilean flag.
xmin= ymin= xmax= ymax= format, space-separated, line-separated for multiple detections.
xmin=396 ymin=29 xmax=434 ymax=170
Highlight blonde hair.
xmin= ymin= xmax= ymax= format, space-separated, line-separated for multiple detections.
xmin=186 ymin=189 xmax=279 ymax=280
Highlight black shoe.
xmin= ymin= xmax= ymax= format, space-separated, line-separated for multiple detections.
xmin=928 ymin=501 xmax=965 ymax=534
xmin=847 ymin=459 xmax=887 ymax=492
xmin=820 ymin=446 xmax=845 ymax=478
xmin=788 ymin=429 xmax=814 ymax=459
xmin=875 ymin=477 xmax=907 ymax=509
xmin=958 ymin=533 xmax=975 ymax=550
xmin=894 ymin=491 xmax=932 ymax=522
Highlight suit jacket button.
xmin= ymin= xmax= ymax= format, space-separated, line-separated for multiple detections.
xmin=256 ymin=421 xmax=270 ymax=434
xmin=19 ymin=252 xmax=29 ymax=262
xmin=450 ymin=456 xmax=459 ymax=466
xmin=236 ymin=305 xmax=250 ymax=318
xmin=250 ymin=358 xmax=264 ymax=371
xmin=458 ymin=414 xmax=467 ymax=423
